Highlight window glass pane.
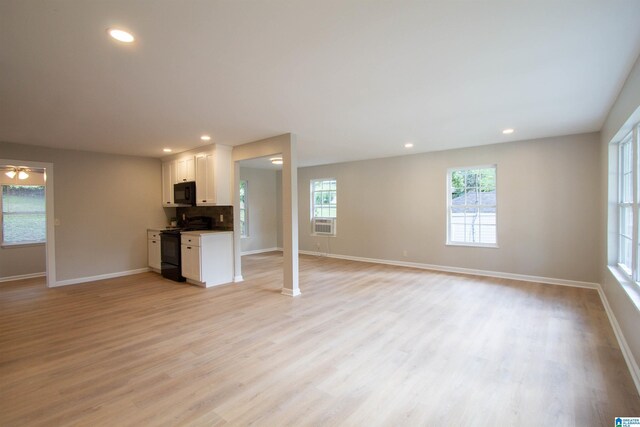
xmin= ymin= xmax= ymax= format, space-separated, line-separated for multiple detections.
xmin=479 ymin=207 xmax=496 ymax=226
xmin=463 ymin=208 xmax=480 ymax=242
xmin=2 ymin=185 xmax=46 ymax=244
xmin=3 ymin=213 xmax=46 ymax=243
xmin=448 ymin=167 xmax=496 ymax=245
xmin=480 ymin=168 xmax=496 ymax=192
xmin=311 ymin=179 xmax=337 ymax=220
xmin=465 ymin=187 xmax=478 ymax=204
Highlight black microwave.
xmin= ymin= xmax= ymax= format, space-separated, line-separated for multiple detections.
xmin=174 ymin=181 xmax=196 ymax=205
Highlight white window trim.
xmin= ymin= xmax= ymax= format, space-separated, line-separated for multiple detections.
xmin=616 ymin=125 xmax=640 ymax=283
xmin=446 ymin=164 xmax=498 ymax=248
xmin=1 ymin=184 xmax=47 ymax=246
xmin=310 ymin=178 xmax=337 ymax=220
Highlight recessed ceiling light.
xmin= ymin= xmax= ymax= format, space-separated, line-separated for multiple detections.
xmin=107 ymin=28 xmax=135 ymax=43
xmin=200 ymin=135 xmax=211 ymax=141
xmin=404 ymin=143 xmax=414 ymax=148
xmin=270 ymin=157 xmax=283 ymax=165
xmin=502 ymin=128 xmax=515 ymax=135
xmin=163 ymin=148 xmax=172 ymax=153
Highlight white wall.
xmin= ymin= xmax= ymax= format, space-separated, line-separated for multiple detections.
xmin=0 ymin=142 xmax=169 ymax=283
xmin=600 ymin=53 xmax=640 ymax=378
xmin=298 ymin=132 xmax=601 ymax=283
xmin=0 ymin=170 xmax=46 ymax=280
xmin=239 ymin=167 xmax=278 ymax=253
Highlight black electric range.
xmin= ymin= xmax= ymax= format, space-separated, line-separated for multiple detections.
xmin=160 ymin=216 xmax=212 ymax=282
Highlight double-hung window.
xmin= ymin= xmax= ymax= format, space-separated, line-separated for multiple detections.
xmin=311 ymin=179 xmax=337 ymax=219
xmin=616 ymin=124 xmax=640 ymax=280
xmin=239 ymin=180 xmax=248 ymax=238
xmin=447 ymin=166 xmax=497 ymax=247
xmin=1 ymin=185 xmax=46 ymax=246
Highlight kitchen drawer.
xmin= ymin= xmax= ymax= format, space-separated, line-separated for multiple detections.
xmin=148 ymin=231 xmax=162 ymax=240
xmin=181 ymin=234 xmax=201 ymax=246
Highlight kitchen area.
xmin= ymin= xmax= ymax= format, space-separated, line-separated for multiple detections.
xmin=148 ymin=144 xmax=236 ymax=288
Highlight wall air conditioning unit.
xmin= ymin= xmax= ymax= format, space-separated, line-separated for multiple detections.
xmin=312 ymin=218 xmax=336 ymax=236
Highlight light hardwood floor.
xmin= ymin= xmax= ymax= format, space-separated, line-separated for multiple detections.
xmin=1 ymin=252 xmax=639 ymax=426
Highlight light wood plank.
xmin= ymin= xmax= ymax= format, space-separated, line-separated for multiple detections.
xmin=1 ymin=253 xmax=638 ymax=426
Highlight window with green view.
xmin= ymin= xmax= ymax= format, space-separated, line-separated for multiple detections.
xmin=311 ymin=179 xmax=337 ymax=219
xmin=2 ymin=185 xmax=46 ymax=245
xmin=447 ymin=166 xmax=497 ymax=246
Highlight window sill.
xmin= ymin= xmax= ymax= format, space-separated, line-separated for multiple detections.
xmin=1 ymin=242 xmax=46 ymax=249
xmin=446 ymin=242 xmax=499 ymax=249
xmin=607 ymin=265 xmax=640 ymax=313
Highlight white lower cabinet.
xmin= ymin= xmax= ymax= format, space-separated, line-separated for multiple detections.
xmin=180 ymin=231 xmax=233 ymax=287
xmin=147 ymin=231 xmax=162 ymax=272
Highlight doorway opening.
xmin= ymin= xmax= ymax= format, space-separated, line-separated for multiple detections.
xmin=0 ymin=159 xmax=55 ymax=287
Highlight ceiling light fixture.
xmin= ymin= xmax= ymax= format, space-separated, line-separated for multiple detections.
xmin=107 ymin=28 xmax=135 ymax=43
xmin=502 ymin=128 xmax=515 ymax=135
xmin=163 ymin=148 xmax=172 ymax=153
xmin=200 ymin=135 xmax=211 ymax=141
xmin=270 ymin=157 xmax=283 ymax=165
xmin=404 ymin=143 xmax=414 ymax=148
xmin=4 ymin=166 xmax=29 ymax=180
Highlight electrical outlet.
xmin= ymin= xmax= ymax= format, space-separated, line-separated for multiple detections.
xmin=219 ymin=214 xmax=224 ymax=222
xmin=403 ymin=250 xmax=408 ymax=257
xmin=316 ymin=242 xmax=321 ymax=249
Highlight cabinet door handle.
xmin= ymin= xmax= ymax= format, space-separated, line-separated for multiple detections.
xmin=187 ymin=246 xmax=192 ymax=249
xmin=202 ymin=200 xmax=206 ymax=202
xmin=152 ymin=240 xmax=156 ymax=243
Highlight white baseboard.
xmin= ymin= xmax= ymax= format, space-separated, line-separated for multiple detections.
xmin=54 ymin=268 xmax=150 ymax=287
xmin=281 ymin=288 xmax=301 ymax=297
xmin=234 ymin=275 xmax=244 ymax=283
xmin=597 ymin=286 xmax=640 ymax=395
xmin=0 ymin=272 xmax=46 ymax=283
xmin=241 ymin=247 xmax=281 ymax=256
xmin=298 ymin=250 xmax=599 ymax=289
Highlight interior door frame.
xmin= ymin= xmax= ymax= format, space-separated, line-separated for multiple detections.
xmin=0 ymin=159 xmax=56 ymax=287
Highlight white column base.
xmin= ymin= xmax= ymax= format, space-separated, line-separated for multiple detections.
xmin=281 ymin=287 xmax=301 ymax=297
xmin=234 ymin=275 xmax=244 ymax=283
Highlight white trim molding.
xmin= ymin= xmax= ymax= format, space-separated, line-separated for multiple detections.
xmin=281 ymin=288 xmax=301 ymax=297
xmin=241 ymin=247 xmax=281 ymax=256
xmin=233 ymin=275 xmax=244 ymax=283
xmin=53 ymin=268 xmax=150 ymax=287
xmin=0 ymin=272 xmax=46 ymax=283
xmin=298 ymin=250 xmax=599 ymax=289
xmin=597 ymin=286 xmax=640 ymax=395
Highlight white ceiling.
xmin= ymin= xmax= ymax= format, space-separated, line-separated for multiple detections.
xmin=240 ymin=156 xmax=282 ymax=171
xmin=1 ymin=1 xmax=639 ymax=167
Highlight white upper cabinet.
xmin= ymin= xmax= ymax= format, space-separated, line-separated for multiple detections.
xmin=161 ymin=161 xmax=177 ymax=207
xmin=176 ymin=156 xmax=195 ymax=183
xmin=195 ymin=145 xmax=232 ymax=206
xmin=196 ymin=153 xmax=215 ymax=204
xmin=161 ymin=145 xmax=232 ymax=208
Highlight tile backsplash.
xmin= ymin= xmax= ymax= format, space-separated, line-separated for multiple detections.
xmin=176 ymin=206 xmax=234 ymax=231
